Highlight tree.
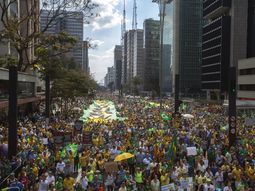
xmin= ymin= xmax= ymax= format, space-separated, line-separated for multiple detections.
xmin=0 ymin=0 xmax=98 ymax=158
xmin=51 ymin=69 xmax=97 ymax=112
xmin=132 ymin=76 xmax=142 ymax=95
xmin=0 ymin=0 xmax=98 ymax=71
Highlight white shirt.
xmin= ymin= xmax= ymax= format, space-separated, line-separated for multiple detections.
xmin=38 ymin=180 xmax=49 ymax=191
xmin=46 ymin=175 xmax=55 ymax=185
xmin=203 ymin=183 xmax=215 ymax=191
xmin=81 ymin=176 xmax=88 ymax=189
xmin=223 ymin=186 xmax=232 ymax=191
xmin=56 ymin=161 xmax=66 ymax=172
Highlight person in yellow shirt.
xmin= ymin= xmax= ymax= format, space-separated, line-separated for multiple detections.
xmin=160 ymin=171 xmax=169 ymax=186
xmin=63 ymin=175 xmax=75 ymax=191
xmin=232 ymin=165 xmax=242 ymax=187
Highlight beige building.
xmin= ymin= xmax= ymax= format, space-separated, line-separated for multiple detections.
xmin=238 ymin=57 xmax=255 ymax=100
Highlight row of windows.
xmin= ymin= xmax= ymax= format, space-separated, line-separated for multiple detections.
xmin=239 ymin=85 xmax=255 ymax=91
xmin=239 ymin=68 xmax=255 ymax=75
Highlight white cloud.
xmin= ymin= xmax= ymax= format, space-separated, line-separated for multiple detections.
xmin=89 ymin=46 xmax=115 ymax=81
xmin=91 ymin=39 xmax=104 ymax=46
xmin=88 ymin=0 xmax=122 ymax=31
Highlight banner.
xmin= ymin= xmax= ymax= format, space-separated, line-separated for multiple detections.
xmin=83 ymin=131 xmax=92 ymax=145
xmin=245 ymin=117 xmax=255 ymax=126
xmin=74 ymin=120 xmax=83 ymax=133
xmin=161 ymin=183 xmax=175 ymax=191
xmin=187 ymin=147 xmax=197 ymax=156
xmin=52 ymin=131 xmax=72 ymax=145
xmin=80 ymin=100 xmax=125 ymax=122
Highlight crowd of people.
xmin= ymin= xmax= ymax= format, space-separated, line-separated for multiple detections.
xmin=0 ymin=96 xmax=254 ymax=191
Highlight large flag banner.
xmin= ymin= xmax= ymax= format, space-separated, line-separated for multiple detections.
xmin=160 ymin=112 xmax=172 ymax=121
xmin=80 ymin=100 xmax=125 ymax=122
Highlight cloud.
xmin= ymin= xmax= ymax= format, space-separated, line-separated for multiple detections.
xmin=89 ymin=46 xmax=115 ymax=81
xmin=88 ymin=0 xmax=122 ymax=31
xmin=91 ymin=39 xmax=104 ymax=46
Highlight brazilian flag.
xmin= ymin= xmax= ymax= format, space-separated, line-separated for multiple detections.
xmin=166 ymin=133 xmax=177 ymax=167
xmin=160 ymin=112 xmax=172 ymax=121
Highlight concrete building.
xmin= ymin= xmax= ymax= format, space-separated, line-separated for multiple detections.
xmin=238 ymin=57 xmax=255 ymax=100
xmin=122 ymin=29 xmax=144 ymax=89
xmin=162 ymin=1 xmax=173 ymax=93
xmin=104 ymin=66 xmax=115 ymax=89
xmin=173 ymin=0 xmax=203 ymax=96
xmin=0 ymin=0 xmax=39 ymax=67
xmin=82 ymin=41 xmax=89 ymax=74
xmin=127 ymin=30 xmax=135 ymax=84
xmin=143 ymin=19 xmax=160 ymax=92
xmin=202 ymin=0 xmax=255 ymax=100
xmin=40 ymin=10 xmax=84 ymax=67
xmin=121 ymin=32 xmax=128 ymax=85
xmin=114 ymin=45 xmax=122 ymax=90
xmin=133 ymin=30 xmax=145 ymax=84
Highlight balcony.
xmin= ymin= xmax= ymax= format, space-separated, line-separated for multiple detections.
xmin=203 ymin=0 xmax=231 ymax=19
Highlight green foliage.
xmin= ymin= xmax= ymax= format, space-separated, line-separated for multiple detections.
xmin=51 ymin=69 xmax=97 ymax=100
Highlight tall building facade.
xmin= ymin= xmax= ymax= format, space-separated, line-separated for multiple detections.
xmin=143 ymin=19 xmax=160 ymax=92
xmin=40 ymin=10 xmax=84 ymax=67
xmin=162 ymin=2 xmax=173 ymax=93
xmin=104 ymin=66 xmax=115 ymax=88
xmin=173 ymin=0 xmax=203 ymax=96
xmin=114 ymin=45 xmax=122 ymax=90
xmin=202 ymin=0 xmax=254 ymax=100
xmin=122 ymin=29 xmax=144 ymax=89
xmin=82 ymin=41 xmax=89 ymax=74
xmin=133 ymin=30 xmax=144 ymax=81
xmin=121 ymin=32 xmax=128 ymax=85
xmin=127 ymin=30 xmax=135 ymax=84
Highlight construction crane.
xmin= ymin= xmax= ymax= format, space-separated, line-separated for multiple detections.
xmin=132 ymin=0 xmax=137 ymax=30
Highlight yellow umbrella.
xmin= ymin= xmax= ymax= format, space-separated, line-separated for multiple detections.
xmin=114 ymin=152 xmax=134 ymax=162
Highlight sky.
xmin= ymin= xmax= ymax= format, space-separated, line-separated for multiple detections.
xmin=83 ymin=0 xmax=159 ymax=84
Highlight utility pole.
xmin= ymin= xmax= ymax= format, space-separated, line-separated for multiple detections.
xmin=228 ymin=67 xmax=236 ymax=147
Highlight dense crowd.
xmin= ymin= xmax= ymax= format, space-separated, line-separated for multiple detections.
xmin=0 ymin=97 xmax=254 ymax=191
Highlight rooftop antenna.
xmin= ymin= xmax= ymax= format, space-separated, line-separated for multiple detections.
xmin=121 ymin=0 xmax=126 ymax=44
xmin=132 ymin=0 xmax=137 ymax=30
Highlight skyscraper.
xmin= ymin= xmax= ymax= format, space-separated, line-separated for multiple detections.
xmin=114 ymin=45 xmax=122 ymax=90
xmin=143 ymin=19 xmax=160 ymax=92
xmin=202 ymin=0 xmax=253 ymax=100
xmin=133 ymin=30 xmax=145 ymax=83
xmin=82 ymin=41 xmax=89 ymax=74
xmin=127 ymin=30 xmax=135 ymax=84
xmin=40 ymin=10 xmax=84 ymax=67
xmin=162 ymin=2 xmax=173 ymax=93
xmin=121 ymin=32 xmax=128 ymax=85
xmin=173 ymin=0 xmax=203 ymax=96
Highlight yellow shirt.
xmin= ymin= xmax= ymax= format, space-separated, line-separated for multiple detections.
xmin=63 ymin=177 xmax=75 ymax=191
xmin=160 ymin=174 xmax=169 ymax=186
xmin=232 ymin=168 xmax=242 ymax=181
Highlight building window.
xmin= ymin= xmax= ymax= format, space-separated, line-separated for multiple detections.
xmin=239 ymin=84 xmax=255 ymax=91
xmin=239 ymin=68 xmax=255 ymax=75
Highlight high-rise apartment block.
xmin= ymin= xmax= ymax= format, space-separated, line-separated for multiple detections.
xmin=82 ymin=41 xmax=89 ymax=74
xmin=202 ymin=0 xmax=255 ymax=100
xmin=143 ymin=19 xmax=160 ymax=92
xmin=40 ymin=10 xmax=84 ymax=68
xmin=133 ymin=30 xmax=145 ymax=82
xmin=121 ymin=29 xmax=144 ymax=88
xmin=173 ymin=0 xmax=203 ymax=96
xmin=114 ymin=45 xmax=122 ymax=90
